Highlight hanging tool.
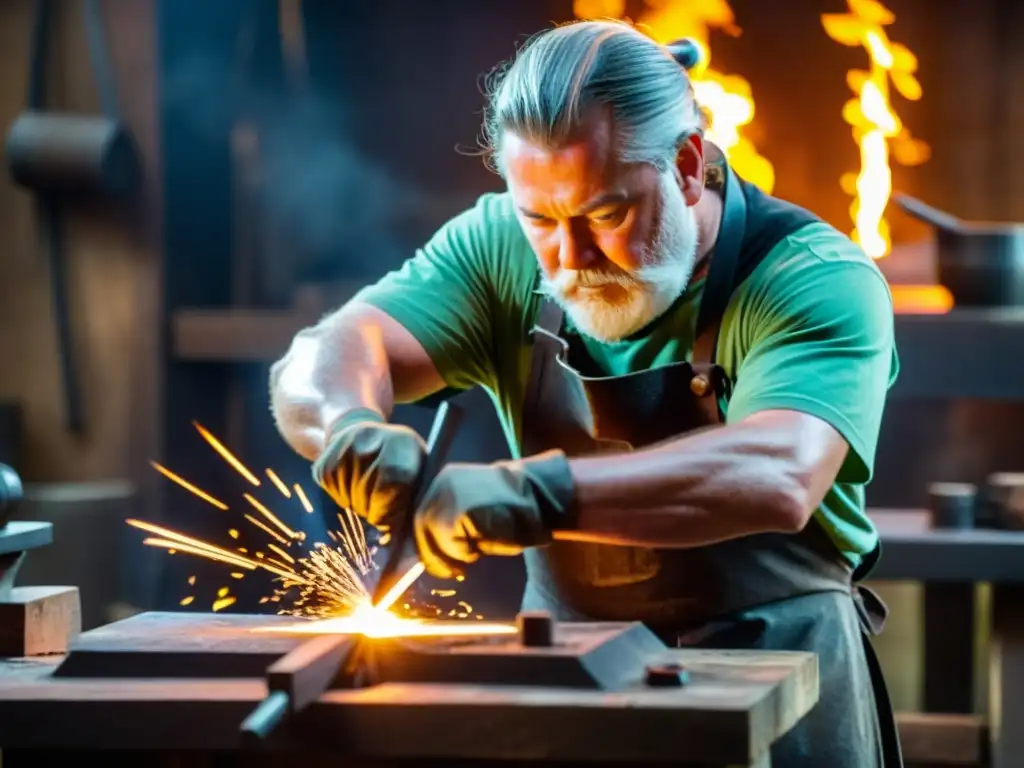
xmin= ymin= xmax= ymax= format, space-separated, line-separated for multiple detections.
xmin=3 ymin=0 xmax=141 ymax=433
xmin=239 ymin=401 xmax=463 ymax=743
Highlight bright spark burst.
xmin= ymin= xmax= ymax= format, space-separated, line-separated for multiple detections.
xmin=132 ymin=422 xmax=508 ymax=636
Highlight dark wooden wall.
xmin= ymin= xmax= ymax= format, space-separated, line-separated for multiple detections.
xmin=0 ymin=0 xmax=162 ymax=487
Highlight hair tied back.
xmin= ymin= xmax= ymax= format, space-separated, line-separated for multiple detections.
xmin=666 ymin=39 xmax=701 ymax=72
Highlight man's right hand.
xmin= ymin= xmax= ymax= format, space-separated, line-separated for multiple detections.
xmin=312 ymin=408 xmax=428 ymax=530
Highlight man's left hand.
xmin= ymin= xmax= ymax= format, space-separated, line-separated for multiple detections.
xmin=413 ymin=450 xmax=576 ymax=579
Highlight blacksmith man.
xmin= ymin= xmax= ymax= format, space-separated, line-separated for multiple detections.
xmin=270 ymin=20 xmax=902 ymax=767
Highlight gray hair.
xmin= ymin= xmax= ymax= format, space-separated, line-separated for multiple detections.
xmin=482 ymin=20 xmax=704 ymax=175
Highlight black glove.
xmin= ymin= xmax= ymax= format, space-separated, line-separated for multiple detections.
xmin=413 ymin=450 xmax=577 ymax=579
xmin=312 ymin=408 xmax=427 ymax=530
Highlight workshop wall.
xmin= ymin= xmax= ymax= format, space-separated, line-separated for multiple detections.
xmin=0 ymin=0 xmax=162 ymax=486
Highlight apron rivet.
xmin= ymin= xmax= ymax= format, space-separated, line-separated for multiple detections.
xmin=689 ymin=375 xmax=710 ymax=397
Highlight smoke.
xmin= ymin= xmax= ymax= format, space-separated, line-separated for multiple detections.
xmin=162 ymin=53 xmax=425 ymax=276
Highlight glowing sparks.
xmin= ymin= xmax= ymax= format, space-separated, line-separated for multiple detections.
xmin=574 ymin=0 xmax=775 ymax=193
xmin=150 ymin=462 xmax=228 ymax=510
xmin=294 ymin=484 xmax=314 ymax=513
xmin=265 ymin=468 xmax=292 ymax=497
xmin=243 ymin=514 xmax=290 ymax=546
xmin=822 ymin=0 xmax=930 ymax=258
xmin=212 ymin=596 xmax=237 ymax=612
xmin=373 ymin=562 xmax=426 ymax=614
xmin=332 ymin=510 xmax=371 ymax=574
xmin=193 ymin=421 xmax=261 ymax=486
xmin=133 ymin=425 xmax=503 ymax=638
xmin=129 ymin=519 xmax=259 ymax=570
xmin=268 ymin=543 xmax=295 ymax=564
xmin=243 ymin=493 xmax=301 ymax=540
xmin=261 ymin=602 xmax=516 ymax=639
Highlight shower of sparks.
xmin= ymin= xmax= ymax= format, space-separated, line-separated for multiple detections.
xmin=192 ymin=421 xmax=261 ymax=486
xmin=131 ymin=422 xmax=510 ymax=637
xmin=265 ymin=468 xmax=292 ymax=498
xmin=150 ymin=462 xmax=228 ymax=510
xmin=294 ymin=484 xmax=314 ymax=513
xmin=243 ymin=493 xmax=303 ymax=541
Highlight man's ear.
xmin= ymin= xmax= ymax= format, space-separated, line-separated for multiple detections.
xmin=674 ymin=133 xmax=705 ymax=207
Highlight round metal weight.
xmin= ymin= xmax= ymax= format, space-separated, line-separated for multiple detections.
xmin=4 ymin=111 xmax=140 ymax=198
xmin=516 ymin=610 xmax=555 ymax=648
xmin=644 ymin=663 xmax=690 ymax=687
xmin=926 ymin=482 xmax=976 ymax=530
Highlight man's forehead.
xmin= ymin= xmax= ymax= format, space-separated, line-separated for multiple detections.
xmin=504 ymin=111 xmax=618 ymax=176
xmin=503 ymin=115 xmax=654 ymax=213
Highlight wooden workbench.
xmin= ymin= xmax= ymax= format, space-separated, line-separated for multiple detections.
xmin=872 ymin=509 xmax=1024 ymax=768
xmin=0 ymin=612 xmax=818 ymax=767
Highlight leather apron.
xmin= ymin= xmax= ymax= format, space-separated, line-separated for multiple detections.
xmin=518 ymin=164 xmax=903 ymax=767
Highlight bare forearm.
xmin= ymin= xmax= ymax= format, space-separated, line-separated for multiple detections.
xmin=269 ymin=307 xmax=395 ymax=461
xmin=556 ymin=411 xmax=846 ymax=548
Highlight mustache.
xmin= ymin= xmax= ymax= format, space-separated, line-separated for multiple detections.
xmin=541 ymin=259 xmax=684 ymax=299
xmin=540 ymin=266 xmax=637 ymax=297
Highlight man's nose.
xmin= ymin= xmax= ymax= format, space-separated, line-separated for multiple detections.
xmin=558 ymin=222 xmax=599 ymax=271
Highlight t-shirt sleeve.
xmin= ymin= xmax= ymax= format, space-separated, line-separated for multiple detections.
xmin=724 ymin=230 xmax=899 ymax=484
xmin=353 ymin=194 xmax=515 ymax=393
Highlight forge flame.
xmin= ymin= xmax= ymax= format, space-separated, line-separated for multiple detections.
xmin=822 ymin=0 xmax=930 ymax=259
xmin=574 ymin=0 xmax=775 ymax=194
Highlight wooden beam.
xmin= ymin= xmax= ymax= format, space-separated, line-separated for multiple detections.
xmin=0 ymin=586 xmax=81 ymax=657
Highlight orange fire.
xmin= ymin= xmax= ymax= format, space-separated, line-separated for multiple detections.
xmin=822 ymin=0 xmax=930 ymax=259
xmin=573 ymin=0 xmax=774 ymax=193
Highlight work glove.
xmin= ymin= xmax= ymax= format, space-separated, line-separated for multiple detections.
xmin=312 ymin=408 xmax=427 ymax=530
xmin=413 ymin=450 xmax=577 ymax=579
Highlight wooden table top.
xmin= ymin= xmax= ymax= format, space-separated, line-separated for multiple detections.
xmin=0 ymin=614 xmax=818 ymax=765
xmin=870 ymin=508 xmax=1024 ymax=582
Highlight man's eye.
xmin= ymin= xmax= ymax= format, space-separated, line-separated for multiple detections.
xmin=592 ymin=209 xmax=625 ymax=224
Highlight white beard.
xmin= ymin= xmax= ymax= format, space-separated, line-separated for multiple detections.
xmin=539 ymin=173 xmax=700 ymax=342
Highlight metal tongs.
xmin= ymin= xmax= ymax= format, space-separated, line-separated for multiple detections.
xmin=240 ymin=401 xmax=463 ymax=743
xmin=370 ymin=399 xmax=463 ymax=610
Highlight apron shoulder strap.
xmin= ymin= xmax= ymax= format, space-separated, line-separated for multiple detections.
xmin=535 ymin=295 xmax=564 ymax=337
xmin=692 ymin=160 xmax=825 ymax=365
xmin=523 ymin=294 xmax=564 ymax=443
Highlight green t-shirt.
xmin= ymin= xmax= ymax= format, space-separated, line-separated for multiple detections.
xmin=355 ymin=191 xmax=899 ymax=564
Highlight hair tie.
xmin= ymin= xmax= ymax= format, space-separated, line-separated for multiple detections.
xmin=667 ymin=39 xmax=701 ymax=71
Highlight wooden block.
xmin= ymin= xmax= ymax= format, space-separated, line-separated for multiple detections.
xmin=0 ymin=586 xmax=81 ymax=657
xmin=896 ymin=711 xmax=988 ymax=766
xmin=267 ymin=634 xmax=355 ymax=710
